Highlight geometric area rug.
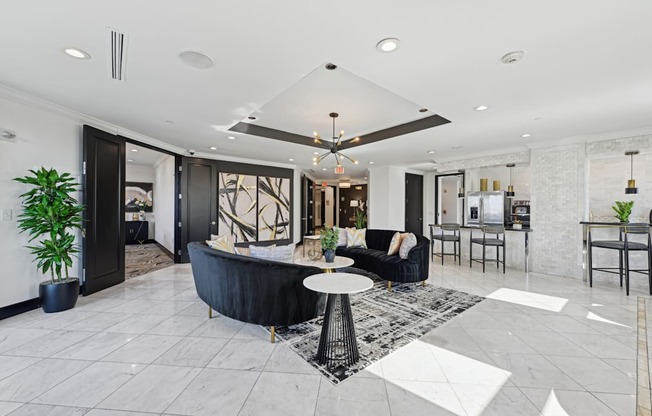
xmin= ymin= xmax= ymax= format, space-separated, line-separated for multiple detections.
xmin=270 ymin=270 xmax=484 ymax=385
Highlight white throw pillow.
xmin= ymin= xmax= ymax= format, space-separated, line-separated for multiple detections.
xmin=249 ymin=244 xmax=295 ymax=263
xmin=335 ymin=227 xmax=347 ymax=247
xmin=346 ymin=228 xmax=367 ymax=248
xmin=387 ymin=232 xmax=403 ymax=256
xmin=205 ymin=234 xmax=235 ymax=253
xmin=398 ymin=233 xmax=417 ymax=259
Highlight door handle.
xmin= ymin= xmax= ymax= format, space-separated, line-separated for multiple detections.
xmin=211 ymin=221 xmax=216 ymax=225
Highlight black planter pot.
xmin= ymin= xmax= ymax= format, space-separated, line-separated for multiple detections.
xmin=39 ymin=278 xmax=80 ymax=313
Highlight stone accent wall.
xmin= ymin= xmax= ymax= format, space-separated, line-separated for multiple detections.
xmin=437 ymin=150 xmax=530 ymax=172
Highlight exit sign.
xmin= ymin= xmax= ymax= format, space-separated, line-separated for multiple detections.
xmin=334 ymin=166 xmax=345 ymax=174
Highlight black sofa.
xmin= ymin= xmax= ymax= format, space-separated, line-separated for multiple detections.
xmin=336 ymin=229 xmax=430 ymax=289
xmin=187 ymin=241 xmax=325 ymax=342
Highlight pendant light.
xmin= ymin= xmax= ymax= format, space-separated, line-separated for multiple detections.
xmin=625 ymin=150 xmax=639 ymax=194
xmin=506 ymin=163 xmax=515 ymax=198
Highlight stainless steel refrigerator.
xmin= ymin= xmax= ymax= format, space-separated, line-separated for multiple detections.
xmin=466 ymin=191 xmax=511 ymax=226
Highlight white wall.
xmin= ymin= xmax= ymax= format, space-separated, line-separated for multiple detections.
xmin=0 ymin=97 xmax=82 ymax=308
xmin=154 ymin=156 xmax=176 ymax=252
xmin=368 ymin=166 xmax=406 ymax=231
xmin=126 ymin=164 xmax=155 ymax=239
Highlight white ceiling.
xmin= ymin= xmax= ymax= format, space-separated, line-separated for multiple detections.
xmin=126 ymin=143 xmax=170 ymax=167
xmin=2 ymin=0 xmax=652 ymax=181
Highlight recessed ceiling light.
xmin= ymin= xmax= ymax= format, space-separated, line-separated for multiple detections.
xmin=474 ymin=105 xmax=489 ymax=111
xmin=131 ymin=149 xmax=138 ymax=152
xmin=325 ymin=63 xmax=337 ymax=70
xmin=313 ymin=152 xmax=319 ymax=155
xmin=63 ymin=47 xmax=91 ymax=60
xmin=247 ymin=116 xmax=256 ymax=120
xmin=451 ymin=146 xmax=465 ymax=150
xmin=521 ymin=133 xmax=531 ymax=138
xmin=419 ymin=108 xmax=428 ymax=113
xmin=369 ymin=161 xmax=375 ymax=165
xmin=376 ymin=38 xmax=400 ymax=53
xmin=210 ymin=146 xmax=217 ymax=150
xmin=127 ymin=159 xmax=134 ymax=163
xmin=165 ymin=120 xmax=174 ymax=124
xmin=322 ymin=168 xmax=327 ymax=171
xmin=427 ymin=150 xmax=435 ymax=154
xmin=363 ymin=177 xmax=368 ymax=180
xmin=289 ymin=158 xmax=294 ymax=162
xmin=501 ymin=50 xmax=525 ymax=64
xmin=227 ymin=136 xmax=236 ymax=140
xmin=178 ymin=50 xmax=214 ymax=69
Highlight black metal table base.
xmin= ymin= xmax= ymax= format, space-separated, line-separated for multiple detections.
xmin=316 ymin=294 xmax=359 ymax=366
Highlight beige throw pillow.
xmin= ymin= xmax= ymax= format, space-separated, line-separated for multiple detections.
xmin=206 ymin=234 xmax=235 ymax=253
xmin=387 ymin=232 xmax=403 ymax=255
xmin=335 ymin=227 xmax=347 ymax=247
xmin=398 ymin=233 xmax=417 ymax=259
xmin=346 ymin=227 xmax=367 ymax=248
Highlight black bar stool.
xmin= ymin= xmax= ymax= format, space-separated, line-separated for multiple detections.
xmin=470 ymin=225 xmax=505 ymax=273
xmin=430 ymin=223 xmax=461 ymax=265
xmin=588 ymin=223 xmax=651 ymax=296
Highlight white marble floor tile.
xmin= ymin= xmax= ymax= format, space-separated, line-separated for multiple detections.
xmin=486 ymin=312 xmax=551 ymax=332
xmin=521 ymin=388 xmax=618 ymax=416
xmin=559 ymin=333 xmax=636 ymax=360
xmin=100 ymin=334 xmax=182 ymax=364
xmin=103 ymin=314 xmax=170 ymax=334
xmin=428 ymin=346 xmax=512 ymax=386
xmin=189 ymin=316 xmax=244 ymax=339
xmin=165 ymin=368 xmax=260 ymax=416
xmin=511 ymin=330 xmax=593 ymax=357
xmin=232 ymin=323 xmax=270 ymax=341
xmin=64 ymin=312 xmax=134 ymax=332
xmin=315 ymin=376 xmax=390 ymax=416
xmin=420 ymin=326 xmax=482 ymax=353
xmin=74 ymin=296 xmax=129 ymax=312
xmin=7 ymin=403 xmax=89 ymax=416
xmin=530 ymin=314 xmax=601 ymax=334
xmin=33 ymin=362 xmax=145 ymax=408
xmin=97 ymin=364 xmax=201 ymax=413
xmin=603 ymin=358 xmax=636 ymax=379
xmin=451 ymin=384 xmax=540 ymax=416
xmin=207 ymin=338 xmax=275 ymax=371
xmin=464 ymin=328 xmax=537 ymax=354
xmin=238 ymin=372 xmax=320 ymax=416
xmin=107 ymin=299 xmax=164 ymax=314
xmin=545 ymin=355 xmax=635 ymax=394
xmin=593 ymin=392 xmax=636 ymax=416
xmin=4 ymin=330 xmax=94 ymax=358
xmin=85 ymin=410 xmax=158 ymax=416
xmin=0 ymin=401 xmax=22 ymax=416
xmin=0 ymin=328 xmax=52 ymax=353
xmin=263 ymin=344 xmax=320 ymax=375
xmin=385 ymin=379 xmax=467 ymax=416
xmin=0 ymin=358 xmax=91 ymax=402
xmin=154 ymin=336 xmax=228 ymax=367
xmin=175 ymin=301 xmax=211 ymax=317
xmin=146 ymin=300 xmax=195 ymax=316
xmin=22 ymin=310 xmax=98 ymax=330
xmin=488 ymin=353 xmax=583 ymax=391
xmin=53 ymin=332 xmax=134 ymax=361
xmin=381 ymin=342 xmax=448 ymax=382
xmin=145 ymin=315 xmax=207 ymax=336
xmin=0 ymin=355 xmax=41 ymax=380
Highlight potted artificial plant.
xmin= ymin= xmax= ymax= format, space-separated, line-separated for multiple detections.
xmin=612 ymin=200 xmax=634 ymax=223
xmin=320 ymin=226 xmax=338 ymax=263
xmin=14 ymin=168 xmax=84 ymax=313
xmin=354 ymin=210 xmax=366 ymax=229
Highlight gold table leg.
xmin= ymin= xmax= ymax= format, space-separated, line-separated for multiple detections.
xmin=270 ymin=326 xmax=276 ymax=343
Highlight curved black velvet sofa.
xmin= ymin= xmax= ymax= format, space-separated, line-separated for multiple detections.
xmin=187 ymin=242 xmax=325 ymax=341
xmin=335 ymin=229 xmax=430 ymax=288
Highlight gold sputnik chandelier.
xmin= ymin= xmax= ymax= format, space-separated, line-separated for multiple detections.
xmin=312 ymin=112 xmax=359 ymax=166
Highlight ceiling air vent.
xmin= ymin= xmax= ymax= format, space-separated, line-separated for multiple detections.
xmin=108 ymin=27 xmax=128 ymax=81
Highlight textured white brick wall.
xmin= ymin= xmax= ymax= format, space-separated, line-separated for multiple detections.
xmin=530 ymin=144 xmax=586 ymax=278
xmin=438 ymin=150 xmax=530 ymax=172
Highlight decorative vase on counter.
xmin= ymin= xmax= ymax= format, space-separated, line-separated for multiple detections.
xmin=324 ymin=249 xmax=335 ymax=263
xmin=138 ymin=210 xmax=145 ymax=220
xmin=480 ymin=178 xmax=488 ymax=192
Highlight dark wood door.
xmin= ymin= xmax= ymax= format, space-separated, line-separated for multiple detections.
xmin=82 ymin=126 xmax=125 ymax=295
xmin=179 ymin=158 xmax=217 ymax=262
xmin=405 ymin=173 xmax=424 ymax=234
xmin=306 ymin=179 xmax=314 ymax=234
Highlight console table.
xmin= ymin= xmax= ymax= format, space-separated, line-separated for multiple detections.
xmin=126 ymin=221 xmax=148 ymax=244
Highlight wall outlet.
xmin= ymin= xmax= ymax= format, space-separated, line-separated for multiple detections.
xmin=1 ymin=209 xmax=12 ymax=221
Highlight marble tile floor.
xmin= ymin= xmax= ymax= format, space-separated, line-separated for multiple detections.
xmin=0 ymin=259 xmax=643 ymax=415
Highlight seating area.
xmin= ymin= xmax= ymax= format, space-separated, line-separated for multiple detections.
xmin=1 ymin=2 xmax=651 ymax=415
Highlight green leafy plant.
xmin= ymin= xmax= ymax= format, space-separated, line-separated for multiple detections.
xmin=14 ymin=168 xmax=84 ymax=283
xmin=320 ymin=226 xmax=339 ymax=251
xmin=355 ymin=210 xmax=366 ymax=229
xmin=612 ymin=200 xmax=634 ymax=223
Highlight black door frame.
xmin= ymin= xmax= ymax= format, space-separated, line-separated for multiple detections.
xmin=404 ymin=173 xmax=424 ymax=234
xmin=434 ymin=172 xmax=465 ymax=226
xmin=120 ymin=137 xmax=183 ymax=263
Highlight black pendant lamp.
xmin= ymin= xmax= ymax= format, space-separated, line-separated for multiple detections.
xmin=506 ymin=163 xmax=515 ymax=197
xmin=625 ymin=150 xmax=639 ymax=194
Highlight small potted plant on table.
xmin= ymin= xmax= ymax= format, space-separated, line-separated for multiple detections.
xmin=612 ymin=200 xmax=634 ymax=223
xmin=14 ymin=168 xmax=84 ymax=313
xmin=320 ymin=226 xmax=338 ymax=263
